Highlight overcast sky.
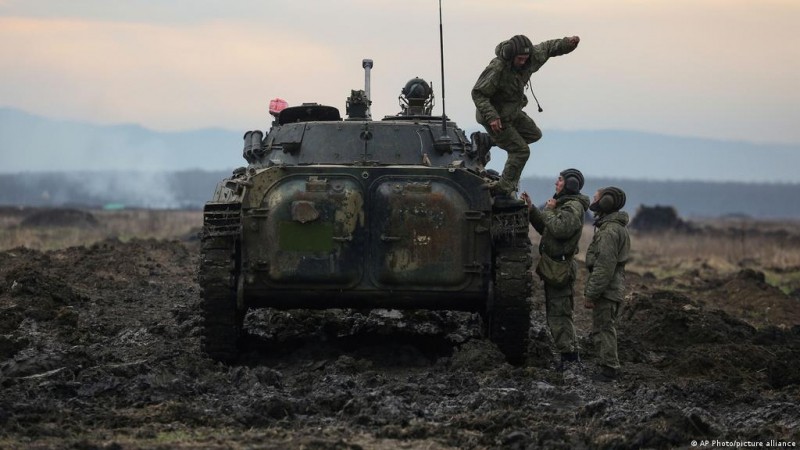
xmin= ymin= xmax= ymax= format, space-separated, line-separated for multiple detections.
xmin=1 ymin=0 xmax=798 ymax=147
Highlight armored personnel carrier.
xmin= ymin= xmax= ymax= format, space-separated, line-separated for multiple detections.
xmin=200 ymin=60 xmax=533 ymax=364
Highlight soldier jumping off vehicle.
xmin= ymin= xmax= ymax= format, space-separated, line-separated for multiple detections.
xmin=521 ymin=168 xmax=589 ymax=370
xmin=584 ymin=187 xmax=631 ymax=382
xmin=472 ymin=34 xmax=580 ymax=198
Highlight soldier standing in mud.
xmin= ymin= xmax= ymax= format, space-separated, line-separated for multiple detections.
xmin=472 ymin=34 xmax=580 ymax=198
xmin=584 ymin=187 xmax=631 ymax=381
xmin=521 ymin=169 xmax=589 ymax=370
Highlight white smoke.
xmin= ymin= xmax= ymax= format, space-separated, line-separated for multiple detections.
xmin=67 ymin=171 xmax=182 ymax=209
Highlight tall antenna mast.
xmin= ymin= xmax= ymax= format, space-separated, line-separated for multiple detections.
xmin=438 ymin=0 xmax=449 ymax=136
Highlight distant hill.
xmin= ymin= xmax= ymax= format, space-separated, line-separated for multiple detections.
xmin=3 ymin=106 xmax=800 ymax=184
xmin=491 ymin=129 xmax=800 ymax=184
xmin=0 ymin=107 xmax=244 ymax=172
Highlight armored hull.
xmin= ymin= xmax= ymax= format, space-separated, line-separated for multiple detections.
xmin=200 ymin=78 xmax=532 ymax=364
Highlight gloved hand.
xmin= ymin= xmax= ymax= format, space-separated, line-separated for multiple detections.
xmin=520 ymin=192 xmax=532 ymax=209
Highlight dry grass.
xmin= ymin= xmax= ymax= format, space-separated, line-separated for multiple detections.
xmin=0 ymin=209 xmax=202 ymax=251
xmin=627 ymin=230 xmax=800 ymax=273
xmin=630 ymin=229 xmax=800 ymax=297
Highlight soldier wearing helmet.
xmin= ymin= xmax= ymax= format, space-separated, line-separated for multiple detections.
xmin=584 ymin=186 xmax=631 ymax=381
xmin=520 ymin=168 xmax=589 ymax=370
xmin=472 ymin=34 xmax=580 ymax=197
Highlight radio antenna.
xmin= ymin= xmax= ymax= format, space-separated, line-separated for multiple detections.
xmin=438 ymin=0 xmax=449 ymax=137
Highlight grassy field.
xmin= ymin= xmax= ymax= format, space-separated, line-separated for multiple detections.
xmin=0 ymin=207 xmax=202 ymax=251
xmin=627 ymin=226 xmax=800 ymax=295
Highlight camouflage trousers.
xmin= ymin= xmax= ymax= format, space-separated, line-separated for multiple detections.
xmin=544 ymin=282 xmax=577 ymax=354
xmin=484 ymin=111 xmax=542 ymax=193
xmin=591 ymin=297 xmax=620 ymax=370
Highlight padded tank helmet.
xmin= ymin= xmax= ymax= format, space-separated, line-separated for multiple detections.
xmin=501 ymin=34 xmax=533 ymax=60
xmin=590 ymin=186 xmax=627 ymax=214
xmin=559 ymin=168 xmax=584 ymax=194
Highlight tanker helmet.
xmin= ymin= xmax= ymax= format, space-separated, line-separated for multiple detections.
xmin=560 ymin=168 xmax=584 ymax=194
xmin=590 ymin=186 xmax=627 ymax=214
xmin=502 ymin=34 xmax=533 ymax=60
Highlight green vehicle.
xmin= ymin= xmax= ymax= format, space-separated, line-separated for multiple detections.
xmin=200 ymin=60 xmax=532 ymax=364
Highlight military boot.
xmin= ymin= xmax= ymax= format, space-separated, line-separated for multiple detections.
xmin=591 ymin=364 xmax=619 ymax=382
xmin=488 ymin=177 xmax=524 ymax=207
xmin=557 ymin=352 xmax=582 ymax=372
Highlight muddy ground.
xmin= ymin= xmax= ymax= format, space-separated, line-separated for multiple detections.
xmin=1 ymin=213 xmax=799 ymax=449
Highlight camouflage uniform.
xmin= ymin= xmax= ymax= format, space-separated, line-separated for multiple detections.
xmin=584 ymin=210 xmax=631 ymax=371
xmin=472 ymin=37 xmax=579 ymax=194
xmin=529 ymin=193 xmax=590 ymax=355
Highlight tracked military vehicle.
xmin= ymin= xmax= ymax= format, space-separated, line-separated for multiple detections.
xmin=200 ymin=60 xmax=532 ymax=364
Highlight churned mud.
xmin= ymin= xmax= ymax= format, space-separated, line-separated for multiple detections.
xmin=0 ymin=232 xmax=799 ymax=448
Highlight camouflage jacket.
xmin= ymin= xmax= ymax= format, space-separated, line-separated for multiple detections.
xmin=585 ymin=211 xmax=631 ymax=302
xmin=471 ymin=37 xmax=578 ymax=127
xmin=529 ymin=193 xmax=590 ymax=260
